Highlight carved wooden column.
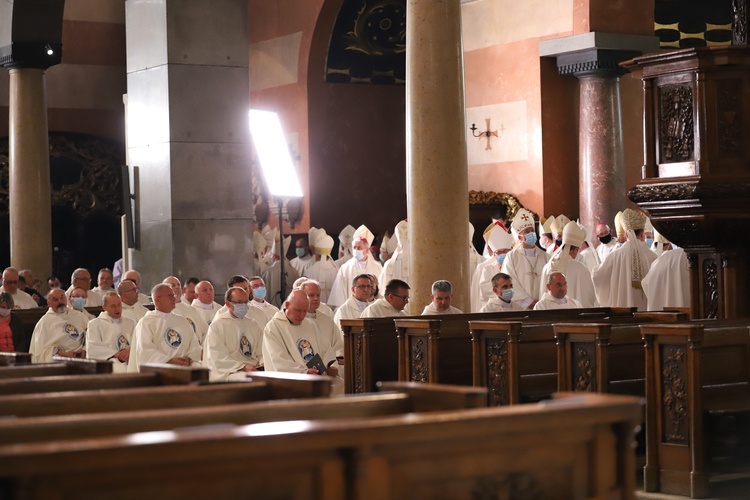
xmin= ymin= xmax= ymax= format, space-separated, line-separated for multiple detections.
xmin=625 ymin=47 xmax=750 ymax=319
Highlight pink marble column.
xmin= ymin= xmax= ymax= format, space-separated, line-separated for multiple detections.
xmin=578 ymin=75 xmax=627 ymax=230
xmin=406 ymin=0 xmax=470 ymax=312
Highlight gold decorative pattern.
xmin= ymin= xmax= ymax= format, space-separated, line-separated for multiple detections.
xmin=573 ymin=344 xmax=596 ymax=392
xmin=486 ymin=339 xmax=509 ymax=406
xmin=468 ymin=191 xmax=524 ymax=221
xmin=410 ymin=336 xmax=428 ymax=384
xmin=661 ymin=345 xmax=688 ymax=444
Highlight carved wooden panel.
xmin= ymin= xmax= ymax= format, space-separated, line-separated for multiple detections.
xmin=471 ymin=471 xmax=545 ymax=499
xmin=659 ymin=84 xmax=695 ymax=163
xmin=572 ymin=343 xmax=596 ymax=392
xmin=353 ymin=334 xmax=364 ymax=394
xmin=717 ymin=78 xmax=743 ymax=158
xmin=661 ymin=345 xmax=688 ymax=445
xmin=703 ymin=258 xmax=719 ymax=319
xmin=486 ymin=339 xmax=509 ymax=406
xmin=734 ymin=0 xmax=748 ymax=45
xmin=409 ymin=336 xmax=428 ymax=383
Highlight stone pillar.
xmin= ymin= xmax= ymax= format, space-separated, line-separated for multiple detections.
xmin=8 ymin=68 xmax=53 ymax=279
xmin=539 ymin=33 xmax=659 ymax=230
xmin=406 ymin=0 xmax=470 ymax=311
xmin=125 ymin=0 xmax=253 ymax=293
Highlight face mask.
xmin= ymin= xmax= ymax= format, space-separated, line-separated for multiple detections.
xmin=496 ymin=254 xmax=506 ymax=265
xmin=253 ymin=287 xmax=267 ymax=300
xmin=232 ymin=303 xmax=248 ymax=319
xmin=295 ymin=248 xmax=306 ymax=258
xmin=555 ymin=238 xmax=562 ymax=247
xmin=72 ymin=297 xmax=86 ymax=309
xmin=539 ymin=239 xmax=547 ymax=250
xmin=0 ymin=308 xmax=10 ymax=317
xmin=645 ymin=238 xmax=654 ymax=248
xmin=599 ymin=234 xmax=612 ymax=244
xmin=524 ymin=232 xmax=538 ymax=246
xmin=353 ymin=249 xmax=366 ymax=261
xmin=501 ymin=289 xmax=514 ymax=301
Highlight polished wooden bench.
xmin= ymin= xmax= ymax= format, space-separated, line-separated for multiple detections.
xmin=0 ymin=392 xmax=642 ymax=499
xmin=0 ymin=381 xmax=488 ymax=446
xmin=641 ymin=320 xmax=750 ymax=498
xmin=0 ymin=357 xmax=113 ymax=379
xmin=341 ymin=308 xmax=622 ymax=394
xmin=470 ymin=311 xmax=688 ymax=406
xmin=0 ymin=351 xmax=31 ymax=366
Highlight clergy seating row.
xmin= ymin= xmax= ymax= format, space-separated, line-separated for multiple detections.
xmin=0 ymin=381 xmax=487 ymax=447
xmin=0 ymin=392 xmax=642 ymax=499
xmin=341 ymin=307 xmax=632 ymax=394
xmin=10 ymin=306 xmax=105 ymax=351
xmin=640 ymin=320 xmax=750 ymax=498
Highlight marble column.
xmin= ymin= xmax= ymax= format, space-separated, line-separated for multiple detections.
xmin=8 ymin=68 xmax=53 ymax=279
xmin=539 ymin=33 xmax=659 ymax=230
xmin=406 ymin=0 xmax=470 ymax=312
xmin=125 ymin=0 xmax=253 ymax=293
xmin=578 ymin=74 xmax=625 ymax=231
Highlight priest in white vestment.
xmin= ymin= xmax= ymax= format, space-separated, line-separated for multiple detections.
xmin=642 ymin=245 xmax=690 ymax=312
xmin=249 ymin=276 xmax=280 ymax=327
xmin=263 ymin=290 xmax=340 ymax=380
xmin=203 ymin=287 xmax=264 ymax=381
xmin=329 ymin=224 xmax=383 ymax=307
xmin=332 ymin=274 xmax=373 ymax=330
xmin=118 ymin=280 xmax=149 ymax=324
xmin=2 ymin=267 xmax=42 ymax=309
xmin=334 ymin=224 xmax=355 ymax=268
xmin=378 ymin=220 xmax=409 ymax=312
xmin=501 ymin=208 xmax=550 ymax=310
xmin=163 ymin=276 xmax=210 ymax=345
xmin=86 ymin=291 xmax=135 ymax=373
xmin=191 ymin=280 xmax=223 ymax=326
xmin=290 ymin=237 xmax=314 ymax=275
xmin=122 ymin=270 xmax=152 ymax=306
xmin=67 ymin=287 xmax=95 ymax=321
xmin=595 ymin=222 xmax=617 ymax=263
xmin=299 ymin=280 xmax=345 ymax=384
xmin=29 ymin=290 xmax=88 ymax=362
xmin=128 ymin=284 xmax=202 ymax=372
xmin=361 ymin=279 xmax=410 ymax=318
xmin=303 ymin=233 xmax=339 ymax=305
xmin=262 ymin=235 xmax=301 ymax=308
xmin=534 ymin=272 xmax=584 ymax=310
xmin=90 ymin=268 xmax=115 ymax=304
xmin=592 ymin=208 xmax=658 ymax=311
xmin=480 ymin=273 xmax=526 ymax=312
xmin=471 ymin=223 xmax=514 ymax=312
xmin=539 ymin=222 xmax=598 ymax=308
xmin=421 ymin=280 xmax=463 ymax=315
xmin=65 ymin=267 xmax=102 ymax=308
xmin=539 ymin=216 xmax=555 ymax=255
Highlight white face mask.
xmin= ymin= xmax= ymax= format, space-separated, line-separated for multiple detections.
xmin=353 ymin=249 xmax=366 ymax=261
xmin=0 ymin=308 xmax=10 ymax=317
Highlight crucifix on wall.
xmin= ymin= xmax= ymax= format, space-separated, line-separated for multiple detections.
xmin=470 ymin=118 xmax=504 ymax=150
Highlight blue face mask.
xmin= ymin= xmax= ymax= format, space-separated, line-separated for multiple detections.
xmin=496 ymin=254 xmax=506 ymax=265
xmin=645 ymin=238 xmax=654 ymax=248
xmin=295 ymin=248 xmax=306 ymax=258
xmin=524 ymin=232 xmax=538 ymax=246
xmin=253 ymin=286 xmax=267 ymax=300
xmin=232 ymin=302 xmax=248 ymax=319
xmin=501 ymin=289 xmax=514 ymax=302
xmin=72 ymin=297 xmax=86 ymax=309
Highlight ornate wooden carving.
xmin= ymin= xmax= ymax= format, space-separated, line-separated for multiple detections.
xmin=628 ymin=183 xmax=697 ymax=203
xmin=661 ymin=345 xmax=688 ymax=445
xmin=703 ymin=258 xmax=719 ymax=319
xmin=717 ymin=78 xmax=743 ymax=157
xmin=573 ymin=344 xmax=596 ymax=392
xmin=468 ymin=191 xmax=524 ymax=221
xmin=353 ymin=334 xmax=364 ymax=394
xmin=659 ymin=85 xmax=695 ymax=163
xmin=734 ymin=0 xmax=748 ymax=45
xmin=486 ymin=339 xmax=509 ymax=406
xmin=471 ymin=472 xmax=545 ymax=500
xmin=410 ymin=336 xmax=428 ymax=383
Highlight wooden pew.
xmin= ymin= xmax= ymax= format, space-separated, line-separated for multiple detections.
xmin=0 ymin=381 xmax=488 ymax=446
xmin=0 ymin=357 xmax=113 ymax=379
xmin=0 ymin=392 xmax=642 ymax=499
xmin=641 ymin=321 xmax=750 ymax=498
xmin=0 ymin=351 xmax=31 ymax=366
xmin=341 ymin=307 xmax=620 ymax=394
xmin=470 ymin=311 xmax=688 ymax=406
xmin=0 ymin=363 xmax=207 ymax=395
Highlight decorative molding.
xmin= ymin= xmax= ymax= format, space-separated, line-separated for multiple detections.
xmin=410 ymin=336 xmax=428 ymax=383
xmin=573 ymin=344 xmax=596 ymax=392
xmin=627 ymin=183 xmax=698 ymax=203
xmin=659 ymin=84 xmax=695 ymax=163
xmin=717 ymin=78 xmax=743 ymax=157
xmin=661 ymin=345 xmax=688 ymax=445
xmin=486 ymin=339 xmax=509 ymax=406
xmin=468 ymin=191 xmax=524 ymax=221
xmin=354 ymin=334 xmax=364 ymax=393
xmin=555 ymin=48 xmax=642 ymax=78
xmin=703 ymin=258 xmax=719 ymax=319
xmin=734 ymin=0 xmax=748 ymax=45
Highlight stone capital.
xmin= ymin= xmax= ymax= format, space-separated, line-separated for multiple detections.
xmin=539 ymin=32 xmax=660 ymax=78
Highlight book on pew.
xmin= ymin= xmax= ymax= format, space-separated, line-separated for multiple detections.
xmin=306 ymin=354 xmax=327 ymax=375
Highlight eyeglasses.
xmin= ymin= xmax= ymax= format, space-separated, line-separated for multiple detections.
xmin=391 ymin=293 xmax=409 ymax=302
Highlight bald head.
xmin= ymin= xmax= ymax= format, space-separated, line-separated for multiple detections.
xmin=284 ymin=289 xmax=310 ymax=325
xmin=47 ymin=289 xmax=67 ymax=313
xmin=196 ymin=280 xmax=214 ymax=305
xmin=163 ymin=276 xmax=182 ymax=300
xmin=123 ymin=270 xmax=141 ymax=286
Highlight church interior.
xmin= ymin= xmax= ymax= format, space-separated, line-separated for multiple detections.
xmin=1 ymin=0 xmax=750 ymax=498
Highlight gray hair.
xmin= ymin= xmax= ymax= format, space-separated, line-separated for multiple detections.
xmin=431 ymin=280 xmax=453 ymax=294
xmin=71 ymin=267 xmax=90 ymax=282
xmin=102 ymin=291 xmax=120 ymax=306
xmin=298 ymin=279 xmax=321 ymax=292
xmin=151 ymin=283 xmax=172 ymax=297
